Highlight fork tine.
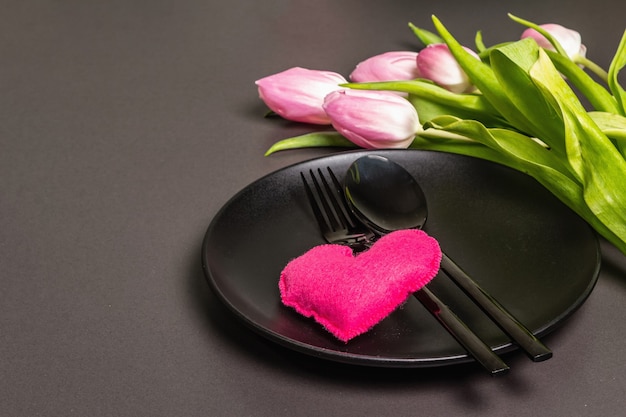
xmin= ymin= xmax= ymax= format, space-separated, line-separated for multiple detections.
xmin=324 ymin=167 xmax=358 ymax=229
xmin=302 ymin=169 xmax=348 ymax=236
xmin=302 ymin=167 xmax=375 ymax=247
xmin=301 ymin=171 xmax=333 ymax=236
xmin=311 ymin=168 xmax=345 ymax=232
xmin=303 ymin=167 xmax=357 ymax=233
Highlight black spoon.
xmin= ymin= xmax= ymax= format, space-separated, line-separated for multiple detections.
xmin=344 ymin=154 xmax=552 ymax=363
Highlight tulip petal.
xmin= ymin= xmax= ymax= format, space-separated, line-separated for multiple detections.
xmin=323 ymin=90 xmax=419 ymax=149
xmin=255 ymin=67 xmax=347 ymax=124
xmin=518 ymin=20 xmax=586 ymax=60
xmin=415 ymin=44 xmax=479 ymax=93
xmin=350 ymin=51 xmax=420 ymax=83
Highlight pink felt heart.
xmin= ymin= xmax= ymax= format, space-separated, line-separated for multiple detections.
xmin=279 ymin=229 xmax=442 ymax=342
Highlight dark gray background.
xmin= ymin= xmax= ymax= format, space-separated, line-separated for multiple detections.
xmin=2 ymin=1 xmax=625 ymax=415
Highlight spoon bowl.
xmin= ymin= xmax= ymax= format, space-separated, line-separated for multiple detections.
xmin=345 ymin=154 xmax=427 ymax=234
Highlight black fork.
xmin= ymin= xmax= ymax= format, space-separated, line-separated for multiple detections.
xmin=301 ymin=166 xmax=510 ymax=376
xmin=301 ymin=167 xmax=375 ymax=250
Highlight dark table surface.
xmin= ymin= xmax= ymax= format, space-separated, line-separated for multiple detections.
xmin=2 ymin=1 xmax=625 ymax=416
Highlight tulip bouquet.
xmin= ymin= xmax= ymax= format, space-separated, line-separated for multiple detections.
xmin=256 ymin=14 xmax=626 ymax=256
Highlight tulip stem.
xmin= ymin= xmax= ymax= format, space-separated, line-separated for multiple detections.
xmin=575 ymin=56 xmax=609 ymax=83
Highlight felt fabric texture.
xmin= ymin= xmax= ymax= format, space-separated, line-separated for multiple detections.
xmin=279 ymin=229 xmax=442 ymax=342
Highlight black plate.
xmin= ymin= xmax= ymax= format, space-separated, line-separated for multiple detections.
xmin=202 ymin=150 xmax=600 ymax=367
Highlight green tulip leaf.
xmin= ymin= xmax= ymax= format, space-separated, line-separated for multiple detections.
xmin=408 ymin=23 xmax=443 ymax=46
xmin=530 ymin=50 xmax=626 ymax=250
xmin=589 ymin=110 xmax=626 ymax=130
xmin=607 ymin=29 xmax=626 ymax=116
xmin=411 ymin=130 xmax=513 ymax=167
xmin=588 ymin=111 xmax=626 ymax=156
xmin=264 ymin=132 xmax=356 ymax=156
xmin=425 ymin=116 xmax=575 ymax=182
xmin=544 ymin=50 xmax=619 ymax=113
xmin=474 ymin=31 xmax=486 ymax=53
xmin=488 ymin=39 xmax=566 ymax=152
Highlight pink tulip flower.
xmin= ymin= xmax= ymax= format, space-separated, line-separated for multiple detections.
xmin=350 ymin=51 xmax=420 ymax=82
xmin=415 ymin=44 xmax=480 ymax=94
xmin=255 ymin=67 xmax=347 ymax=124
xmin=521 ymin=24 xmax=587 ymax=60
xmin=322 ymin=90 xmax=420 ymax=149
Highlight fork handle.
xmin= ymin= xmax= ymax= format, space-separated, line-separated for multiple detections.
xmin=414 ymin=287 xmax=510 ymax=376
xmin=440 ymin=253 xmax=552 ymax=362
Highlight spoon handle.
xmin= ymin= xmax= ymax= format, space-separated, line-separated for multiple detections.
xmin=414 ymin=287 xmax=510 ymax=376
xmin=440 ymin=253 xmax=553 ymax=362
